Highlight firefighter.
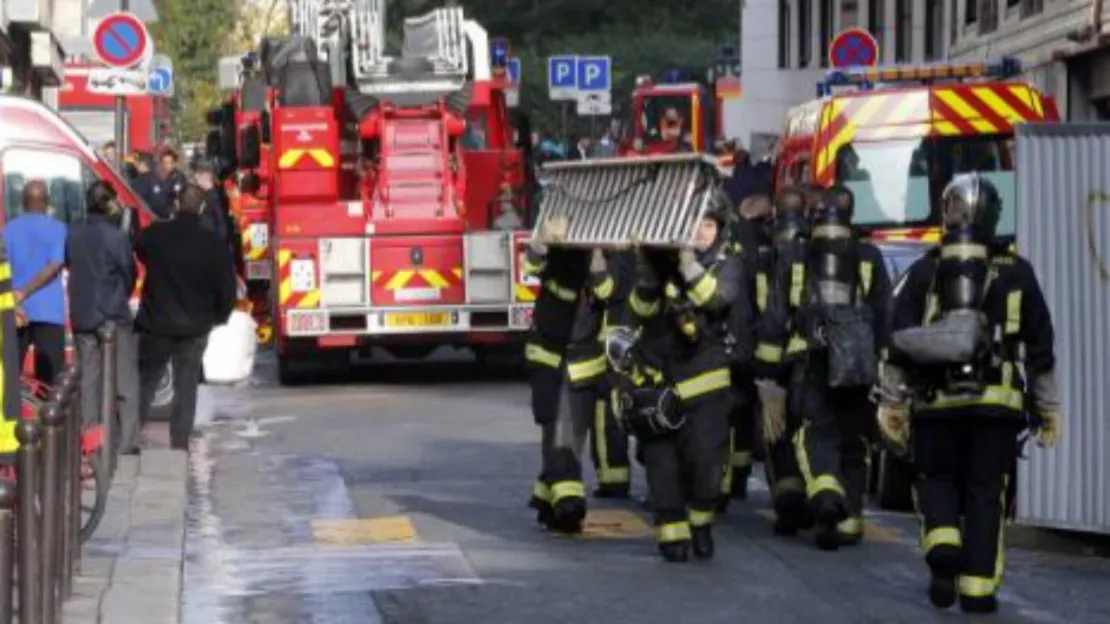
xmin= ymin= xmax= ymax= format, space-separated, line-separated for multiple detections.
xmin=875 ymin=173 xmax=1060 ymax=614
xmin=757 ymin=185 xmax=891 ymax=550
xmin=522 ymin=214 xmax=590 ymax=532
xmin=627 ymin=193 xmax=748 ymax=562
xmin=659 ymin=108 xmax=684 ymax=141
xmin=753 ymin=186 xmax=812 ymax=536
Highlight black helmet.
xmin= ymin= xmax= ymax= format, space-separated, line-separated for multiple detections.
xmin=940 ymin=173 xmax=1002 ymax=242
xmin=810 ymin=184 xmax=854 ymax=240
xmin=85 ymin=181 xmax=117 ymax=215
xmin=772 ymin=186 xmax=809 ymax=242
xmin=703 ymin=188 xmax=731 ymax=225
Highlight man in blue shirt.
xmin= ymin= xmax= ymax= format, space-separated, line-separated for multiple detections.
xmin=3 ymin=180 xmax=67 ymax=384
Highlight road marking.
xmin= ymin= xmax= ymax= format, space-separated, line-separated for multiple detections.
xmin=312 ymin=516 xmax=418 ymax=544
xmin=551 ymin=509 xmax=653 ymax=539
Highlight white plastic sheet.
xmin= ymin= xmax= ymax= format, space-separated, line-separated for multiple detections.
xmin=202 ymin=310 xmax=258 ymax=385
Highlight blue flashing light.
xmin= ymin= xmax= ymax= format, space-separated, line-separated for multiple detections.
xmin=816 ymin=56 xmax=1023 ymax=97
xmin=663 ymin=69 xmax=692 ymax=84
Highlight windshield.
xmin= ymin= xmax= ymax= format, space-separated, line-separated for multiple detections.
xmin=834 ymin=134 xmax=1016 ymax=236
xmin=639 ymin=94 xmax=692 ymax=144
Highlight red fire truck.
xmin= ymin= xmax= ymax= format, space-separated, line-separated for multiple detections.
xmin=58 ymin=62 xmax=172 ymax=154
xmin=625 ymin=70 xmax=738 ymax=156
xmin=209 ymin=1 xmax=537 ymax=383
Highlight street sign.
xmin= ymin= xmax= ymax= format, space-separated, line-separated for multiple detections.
xmin=87 ymin=67 xmax=148 ymax=96
xmin=829 ymin=28 xmax=879 ymax=69
xmin=576 ymin=56 xmax=611 ymax=91
xmin=148 ymin=53 xmax=174 ymax=96
xmin=92 ymin=12 xmax=153 ymax=69
xmin=490 ymin=38 xmax=510 ymax=68
xmin=507 ymin=57 xmax=521 ymax=84
xmin=576 ymin=91 xmax=611 ymax=116
xmin=548 ymin=55 xmax=577 ymax=100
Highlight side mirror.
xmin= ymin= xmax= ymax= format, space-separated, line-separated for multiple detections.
xmin=239 ymin=125 xmax=262 ymax=169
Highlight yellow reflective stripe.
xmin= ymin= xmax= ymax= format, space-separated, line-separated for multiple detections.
xmin=592 ymin=276 xmax=614 ymax=300
xmin=1005 ymin=291 xmax=1022 ymax=334
xmin=664 ymin=282 xmax=680 ymax=300
xmin=785 ymin=335 xmax=808 ymax=355
xmin=524 ymin=343 xmax=562 ymax=368
xmin=807 ymin=474 xmax=846 ymax=499
xmin=307 ymin=148 xmax=335 ymax=167
xmin=687 ymin=273 xmax=718 ymax=306
xmin=755 ymin=273 xmax=768 ymax=313
xmin=0 ymin=262 xmax=11 ymax=280
xmin=0 ymin=291 xmax=15 ymax=311
xmin=551 ymin=480 xmax=586 ymax=502
xmin=688 ymin=509 xmax=714 ymax=527
xmin=730 ymin=450 xmax=752 ymax=467
xmin=0 ymin=422 xmax=16 ymax=453
xmin=674 ymin=368 xmax=731 ymax=400
xmin=772 ymin=476 xmax=805 ymax=496
xmin=680 ymin=321 xmax=697 ymax=338
xmin=923 ymin=293 xmax=938 ymax=324
xmin=789 ymin=263 xmax=805 ymax=307
xmin=544 ymin=279 xmax=577 ymax=302
xmin=755 ymin=342 xmax=783 ymax=363
xmin=278 ymin=149 xmax=304 ymax=168
xmin=923 ymin=526 xmax=962 ymax=552
xmin=567 ymin=355 xmax=607 ymax=382
xmin=657 ymin=521 xmax=691 ymax=543
xmin=629 ymin=291 xmax=659 ymax=317
xmin=523 ymin=257 xmax=545 ymax=277
xmin=532 ymin=479 xmax=552 ymax=502
xmin=838 ymin=516 xmax=863 ymax=536
xmin=593 ymin=400 xmax=627 ymax=484
xmin=917 ymin=385 xmax=1024 ymax=412
xmin=958 ymin=575 xmax=995 ymax=598
xmin=859 ymin=261 xmax=873 ymax=296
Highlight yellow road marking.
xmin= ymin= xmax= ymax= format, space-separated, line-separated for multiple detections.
xmin=553 ymin=509 xmax=653 ymax=539
xmin=312 ymin=516 xmax=418 ymax=544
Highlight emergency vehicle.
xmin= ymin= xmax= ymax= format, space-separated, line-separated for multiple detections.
xmin=211 ymin=0 xmax=536 ymax=383
xmin=626 ymin=70 xmax=738 ymax=156
xmin=58 ymin=62 xmax=173 ymax=154
xmin=774 ymin=56 xmax=1060 ymax=510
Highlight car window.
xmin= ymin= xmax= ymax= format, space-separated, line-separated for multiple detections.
xmin=2 ymin=148 xmax=86 ymax=224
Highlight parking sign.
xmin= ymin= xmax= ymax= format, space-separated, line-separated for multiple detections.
xmin=548 ymin=55 xmax=577 ymax=100
xmin=576 ymin=56 xmax=611 ymax=92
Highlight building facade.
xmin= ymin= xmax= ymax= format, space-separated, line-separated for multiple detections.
xmin=0 ymin=1 xmax=66 ymax=106
xmin=949 ymin=0 xmax=1110 ymax=121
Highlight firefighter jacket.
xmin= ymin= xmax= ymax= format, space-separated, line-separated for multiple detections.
xmin=628 ymin=247 xmax=747 ymax=405
xmin=565 ymin=253 xmax=635 ymax=388
xmin=522 ymin=246 xmax=589 ymax=372
xmin=754 ymin=238 xmax=890 ymax=372
xmin=887 ymin=248 xmax=1055 ymax=418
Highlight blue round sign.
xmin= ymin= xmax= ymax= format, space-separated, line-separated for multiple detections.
xmin=93 ymin=13 xmax=150 ymax=69
xmin=829 ymin=28 xmax=878 ymax=69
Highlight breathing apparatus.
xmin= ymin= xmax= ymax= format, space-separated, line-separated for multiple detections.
xmin=604 ymin=328 xmax=684 ymax=438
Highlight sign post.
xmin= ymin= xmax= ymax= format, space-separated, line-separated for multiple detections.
xmin=574 ymin=56 xmax=611 ymax=118
xmin=828 ymin=28 xmax=879 ymax=70
xmin=92 ymin=5 xmax=153 ymax=168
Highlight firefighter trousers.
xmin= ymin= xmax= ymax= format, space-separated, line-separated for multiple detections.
xmin=914 ymin=417 xmax=1023 ymax=604
xmin=528 ymin=363 xmax=564 ymax=516
xmin=793 ymin=374 xmax=872 ymax=541
xmin=720 ymin=393 xmax=755 ymax=503
xmin=568 ymin=382 xmax=630 ymax=492
xmin=643 ymin=392 xmax=730 ymax=545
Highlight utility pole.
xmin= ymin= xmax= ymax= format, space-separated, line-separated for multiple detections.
xmin=114 ymin=0 xmax=130 ymax=171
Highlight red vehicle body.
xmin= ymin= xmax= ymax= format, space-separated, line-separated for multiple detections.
xmin=58 ymin=63 xmax=172 ymax=154
xmin=625 ymin=71 xmax=730 ymax=156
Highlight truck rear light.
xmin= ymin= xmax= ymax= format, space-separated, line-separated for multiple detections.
xmin=287 ymin=310 xmax=326 ymax=335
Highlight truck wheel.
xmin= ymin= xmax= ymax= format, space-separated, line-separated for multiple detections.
xmin=277 ymin=356 xmax=303 ymax=387
xmin=876 ymin=450 xmax=916 ymax=511
xmin=148 ymin=362 xmax=175 ymax=421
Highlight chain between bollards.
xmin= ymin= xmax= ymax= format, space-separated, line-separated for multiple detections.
xmin=16 ymin=420 xmax=41 ymax=624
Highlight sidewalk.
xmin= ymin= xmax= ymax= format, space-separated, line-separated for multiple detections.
xmin=62 ymin=440 xmax=189 ymax=624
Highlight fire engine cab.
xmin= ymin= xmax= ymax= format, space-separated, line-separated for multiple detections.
xmin=627 ymin=69 xmax=727 ymax=155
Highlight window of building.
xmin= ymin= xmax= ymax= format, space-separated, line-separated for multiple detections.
xmin=778 ymin=1 xmax=791 ymax=68
xmin=950 ymin=0 xmax=960 ymax=44
xmin=1006 ymin=0 xmax=1019 ymax=6
xmin=1021 ymin=0 xmax=1043 ymax=18
xmin=926 ymin=0 xmax=944 ymax=60
xmin=869 ymin=0 xmax=885 ymax=60
xmin=895 ymin=0 xmax=912 ymax=62
xmin=820 ymin=0 xmax=833 ymax=68
xmin=978 ymin=0 xmax=999 ymax=34
xmin=966 ymin=0 xmax=978 ymax=23
xmin=799 ymin=0 xmax=812 ymax=68
xmin=2 ymin=149 xmax=87 ymax=225
xmin=841 ymin=0 xmax=859 ymax=28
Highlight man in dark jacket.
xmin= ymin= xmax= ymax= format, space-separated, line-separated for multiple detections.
xmin=724 ymin=148 xmax=769 ymax=208
xmin=66 ymin=182 xmax=142 ymax=453
xmin=192 ymin=158 xmax=231 ymax=242
xmin=136 ymin=184 xmax=237 ymax=450
xmin=136 ymin=149 xmax=187 ymax=219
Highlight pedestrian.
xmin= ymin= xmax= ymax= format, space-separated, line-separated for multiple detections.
xmin=144 ymin=148 xmax=187 ymax=219
xmin=191 ymin=158 xmax=232 ymax=243
xmin=3 ymin=180 xmax=67 ymax=385
xmin=99 ymin=141 xmax=117 ymax=168
xmin=66 ymin=181 xmax=142 ymax=454
xmin=136 ymin=184 xmax=237 ymax=450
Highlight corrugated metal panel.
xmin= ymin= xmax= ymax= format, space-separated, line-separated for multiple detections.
xmin=1014 ymin=122 xmax=1110 ymax=533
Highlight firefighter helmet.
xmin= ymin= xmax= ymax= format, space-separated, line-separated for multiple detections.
xmin=940 ymin=173 xmax=1003 ymax=242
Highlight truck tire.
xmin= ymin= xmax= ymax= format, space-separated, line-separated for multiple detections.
xmin=876 ymin=450 xmax=916 ymax=511
xmin=148 ymin=362 xmax=175 ymax=421
xmin=277 ymin=355 xmax=303 ymax=387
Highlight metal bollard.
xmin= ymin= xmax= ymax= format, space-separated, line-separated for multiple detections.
xmin=96 ymin=324 xmax=116 ymax=478
xmin=64 ymin=371 xmax=80 ymax=579
xmin=15 ymin=421 xmax=41 ymax=624
xmin=0 ymin=478 xmax=16 ymax=624
xmin=38 ymin=403 xmax=63 ymax=624
xmin=52 ymin=371 xmax=76 ymax=601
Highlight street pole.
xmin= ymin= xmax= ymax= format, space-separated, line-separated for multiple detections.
xmin=114 ymin=0 xmax=130 ymax=171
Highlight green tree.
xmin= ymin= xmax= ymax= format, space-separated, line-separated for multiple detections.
xmin=152 ymin=0 xmax=238 ymax=142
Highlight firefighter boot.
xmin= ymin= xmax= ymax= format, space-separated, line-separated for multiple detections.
xmin=658 ymin=541 xmax=690 ymax=563
xmin=926 ymin=544 xmax=961 ymax=609
xmin=772 ymin=490 xmax=809 ymax=536
xmin=812 ymin=493 xmax=846 ymax=552
xmin=549 ymin=482 xmax=587 ymax=534
xmin=528 ymin=479 xmax=553 ymax=526
xmin=837 ymin=516 xmax=864 ymax=547
xmin=731 ymin=465 xmax=751 ymax=500
xmin=691 ymin=525 xmax=715 ymax=560
xmin=959 ymin=594 xmax=999 ymax=615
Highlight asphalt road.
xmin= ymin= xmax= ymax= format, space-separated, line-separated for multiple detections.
xmin=180 ymin=350 xmax=1110 ymax=624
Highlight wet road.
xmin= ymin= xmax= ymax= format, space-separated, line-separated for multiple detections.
xmin=181 ymin=350 xmax=1110 ymax=624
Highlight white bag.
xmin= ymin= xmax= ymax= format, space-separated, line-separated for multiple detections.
xmin=202 ymin=310 xmax=258 ymax=384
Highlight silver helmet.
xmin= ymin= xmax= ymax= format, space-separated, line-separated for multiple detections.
xmin=940 ymin=173 xmax=1003 ymax=242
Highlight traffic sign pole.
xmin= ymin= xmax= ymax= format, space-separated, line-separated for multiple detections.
xmin=115 ymin=0 xmax=129 ymax=170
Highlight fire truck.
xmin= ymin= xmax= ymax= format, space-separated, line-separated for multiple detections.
xmin=625 ymin=70 xmax=740 ymax=156
xmin=209 ymin=0 xmax=536 ymax=383
xmin=773 ymin=56 xmax=1060 ymax=510
xmin=58 ymin=62 xmax=173 ymax=154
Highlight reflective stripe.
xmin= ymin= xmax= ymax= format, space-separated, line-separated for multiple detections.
xmin=859 ymin=261 xmax=873 ymax=296
xmin=688 ymin=509 xmax=714 ymax=527
xmin=923 ymin=293 xmax=939 ymax=324
xmin=567 ymin=355 xmax=607 ymax=382
xmin=1005 ymin=291 xmax=1021 ymax=334
xmin=772 ymin=476 xmax=805 ymax=496
xmin=923 ymin=526 xmax=961 ymax=552
xmin=807 ymin=474 xmax=846 ymax=499
xmin=630 ymin=291 xmax=660 ymax=317
xmin=525 ymin=343 xmax=562 ymax=368
xmin=674 ymin=368 xmax=731 ymax=400
xmin=592 ymin=276 xmax=615 ymax=300
xmin=544 ymin=279 xmax=577 ymax=302
xmin=957 ymin=575 xmax=995 ymax=598
xmin=551 ymin=480 xmax=586 ymax=502
xmin=755 ymin=342 xmax=783 ymax=363
xmin=687 ymin=273 xmax=718 ymax=306
xmin=0 ymin=262 xmax=11 ymax=280
xmin=785 ymin=335 xmax=808 ymax=355
xmin=664 ymin=282 xmax=680 ymax=300
xmin=680 ymin=321 xmax=697 ymax=338
xmin=755 ymin=273 xmax=768 ymax=313
xmin=789 ymin=263 xmax=805 ymax=307
xmin=0 ymin=291 xmax=15 ymax=311
xmin=657 ymin=521 xmax=691 ymax=543
xmin=730 ymin=450 xmax=752 ymax=467
xmin=532 ymin=480 xmax=552 ymax=503
xmin=838 ymin=516 xmax=863 ymax=536
xmin=917 ymin=384 xmax=1024 ymax=412
xmin=523 ymin=257 xmax=545 ymax=277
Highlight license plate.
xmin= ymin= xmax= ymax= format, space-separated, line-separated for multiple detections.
xmin=246 ymin=261 xmax=271 ymax=280
xmin=383 ymin=312 xmax=450 ymax=328
xmin=510 ymin=305 xmax=533 ymax=327
xmin=288 ymin=311 xmax=326 ymax=334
